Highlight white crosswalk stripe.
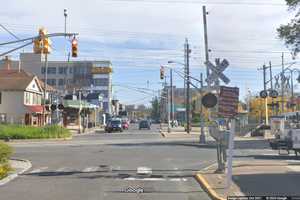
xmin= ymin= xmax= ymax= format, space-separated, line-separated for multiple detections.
xmin=29 ymin=167 xmax=48 ymax=174
xmin=82 ymin=166 xmax=99 ymax=173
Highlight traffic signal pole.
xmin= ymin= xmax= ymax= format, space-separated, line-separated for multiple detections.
xmin=185 ymin=39 xmax=191 ymax=134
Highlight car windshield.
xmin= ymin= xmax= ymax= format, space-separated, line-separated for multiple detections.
xmin=111 ymin=120 xmax=121 ymax=125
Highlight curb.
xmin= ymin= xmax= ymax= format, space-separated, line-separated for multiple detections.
xmin=4 ymin=136 xmax=72 ymax=143
xmin=0 ymin=158 xmax=32 ymax=186
xmin=195 ymin=173 xmax=226 ymax=200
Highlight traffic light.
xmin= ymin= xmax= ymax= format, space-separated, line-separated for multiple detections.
xmin=33 ymin=28 xmax=51 ymax=54
xmin=42 ymin=37 xmax=52 ymax=54
xmin=71 ymin=37 xmax=78 ymax=57
xmin=160 ymin=66 xmax=164 ymax=80
xmin=33 ymin=38 xmax=42 ymax=54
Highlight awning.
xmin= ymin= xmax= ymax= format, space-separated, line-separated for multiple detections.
xmin=63 ymin=100 xmax=98 ymax=109
xmin=25 ymin=105 xmax=44 ymax=113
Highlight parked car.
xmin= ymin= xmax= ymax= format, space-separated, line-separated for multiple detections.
xmin=250 ymin=124 xmax=270 ymax=137
xmin=139 ymin=120 xmax=151 ymax=130
xmin=105 ymin=119 xmax=123 ymax=133
xmin=122 ymin=121 xmax=129 ymax=130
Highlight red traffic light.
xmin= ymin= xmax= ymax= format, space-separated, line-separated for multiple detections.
xmin=71 ymin=37 xmax=78 ymax=57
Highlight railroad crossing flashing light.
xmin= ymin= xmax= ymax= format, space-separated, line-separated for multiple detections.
xmin=71 ymin=37 xmax=78 ymax=57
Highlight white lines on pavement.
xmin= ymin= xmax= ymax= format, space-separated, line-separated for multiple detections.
xmin=56 ymin=167 xmax=72 ymax=172
xmin=137 ymin=167 xmax=152 ymax=175
xmin=287 ymin=166 xmax=300 ymax=172
xmin=123 ymin=177 xmax=187 ymax=182
xmin=82 ymin=166 xmax=99 ymax=173
xmin=29 ymin=167 xmax=48 ymax=174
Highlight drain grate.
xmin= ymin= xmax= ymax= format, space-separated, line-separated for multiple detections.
xmin=121 ymin=186 xmax=144 ymax=193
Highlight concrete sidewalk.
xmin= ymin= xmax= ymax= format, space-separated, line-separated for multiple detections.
xmin=0 ymin=159 xmax=32 ymax=186
xmin=195 ymin=159 xmax=300 ymax=200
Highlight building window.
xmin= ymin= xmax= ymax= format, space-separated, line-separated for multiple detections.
xmin=24 ymin=92 xmax=30 ymax=105
xmin=58 ymin=79 xmax=65 ymax=86
xmin=47 ymin=79 xmax=56 ymax=86
xmin=47 ymin=67 xmax=56 ymax=74
xmin=94 ymin=78 xmax=109 ymax=86
xmin=59 ymin=67 xmax=64 ymax=74
xmin=41 ymin=67 xmax=45 ymax=74
xmin=58 ymin=67 xmax=68 ymax=74
xmin=0 ymin=113 xmax=6 ymax=123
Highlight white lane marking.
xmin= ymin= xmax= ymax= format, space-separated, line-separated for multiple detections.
xmin=262 ymin=153 xmax=279 ymax=156
xmin=29 ymin=167 xmax=48 ymax=174
xmin=55 ymin=167 xmax=70 ymax=172
xmin=82 ymin=166 xmax=99 ymax=172
xmin=287 ymin=160 xmax=300 ymax=163
xmin=123 ymin=177 xmax=187 ymax=182
xmin=169 ymin=178 xmax=187 ymax=182
xmin=137 ymin=167 xmax=152 ymax=175
xmin=287 ymin=166 xmax=300 ymax=172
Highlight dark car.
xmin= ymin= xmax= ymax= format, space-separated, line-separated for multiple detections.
xmin=139 ymin=120 xmax=150 ymax=130
xmin=105 ymin=119 xmax=123 ymax=133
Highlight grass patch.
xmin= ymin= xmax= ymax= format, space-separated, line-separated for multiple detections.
xmin=0 ymin=142 xmax=13 ymax=179
xmin=0 ymin=125 xmax=71 ymax=140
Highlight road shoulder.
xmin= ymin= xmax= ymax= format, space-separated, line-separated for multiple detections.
xmin=0 ymin=158 xmax=32 ymax=186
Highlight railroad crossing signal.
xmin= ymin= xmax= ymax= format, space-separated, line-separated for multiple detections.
xmin=205 ymin=58 xmax=230 ymax=85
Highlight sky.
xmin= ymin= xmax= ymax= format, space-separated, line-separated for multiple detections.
xmin=0 ymin=0 xmax=298 ymax=106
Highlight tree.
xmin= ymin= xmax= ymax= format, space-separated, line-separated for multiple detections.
xmin=150 ymin=97 xmax=160 ymax=121
xmin=278 ymin=0 xmax=300 ymax=54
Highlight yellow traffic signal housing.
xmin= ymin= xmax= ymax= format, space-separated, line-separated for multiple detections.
xmin=33 ymin=38 xmax=42 ymax=54
xmin=71 ymin=37 xmax=78 ymax=57
xmin=33 ymin=28 xmax=51 ymax=54
xmin=42 ymin=37 xmax=52 ymax=54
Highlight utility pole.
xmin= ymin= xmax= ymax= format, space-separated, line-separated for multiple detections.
xmin=42 ymin=53 xmax=48 ymax=125
xmin=78 ymin=91 xmax=82 ymax=133
xmin=269 ymin=61 xmax=275 ymax=114
xmin=64 ymin=9 xmax=68 ymax=36
xmin=262 ymin=64 xmax=269 ymax=125
xmin=199 ymin=73 xmax=206 ymax=143
xmin=202 ymin=5 xmax=210 ymax=86
xmin=281 ymin=52 xmax=285 ymax=114
xmin=185 ymin=39 xmax=191 ymax=134
xmin=170 ymin=68 xmax=174 ymax=127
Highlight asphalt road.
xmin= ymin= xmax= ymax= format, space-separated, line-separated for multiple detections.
xmin=0 ymin=124 xmax=217 ymax=200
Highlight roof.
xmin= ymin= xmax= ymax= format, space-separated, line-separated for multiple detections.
xmin=37 ymin=79 xmax=56 ymax=92
xmin=0 ymin=69 xmax=35 ymax=90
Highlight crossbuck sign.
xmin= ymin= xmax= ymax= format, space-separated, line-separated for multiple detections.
xmin=205 ymin=59 xmax=230 ymax=85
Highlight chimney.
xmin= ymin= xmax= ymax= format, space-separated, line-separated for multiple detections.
xmin=3 ymin=56 xmax=11 ymax=70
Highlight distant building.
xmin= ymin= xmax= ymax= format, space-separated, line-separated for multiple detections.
xmin=0 ymin=53 xmax=113 ymax=114
xmin=160 ymin=86 xmax=200 ymax=123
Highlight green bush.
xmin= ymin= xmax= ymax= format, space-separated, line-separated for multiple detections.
xmin=0 ymin=142 xmax=13 ymax=179
xmin=0 ymin=142 xmax=13 ymax=164
xmin=0 ymin=125 xmax=71 ymax=140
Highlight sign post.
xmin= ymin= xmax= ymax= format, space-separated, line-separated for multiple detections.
xmin=218 ymin=86 xmax=239 ymax=192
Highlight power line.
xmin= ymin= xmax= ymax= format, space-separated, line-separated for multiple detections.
xmin=0 ymin=24 xmax=21 ymax=40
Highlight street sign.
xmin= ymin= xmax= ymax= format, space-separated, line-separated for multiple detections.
xmin=218 ymin=86 xmax=239 ymax=118
xmin=205 ymin=59 xmax=230 ymax=85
